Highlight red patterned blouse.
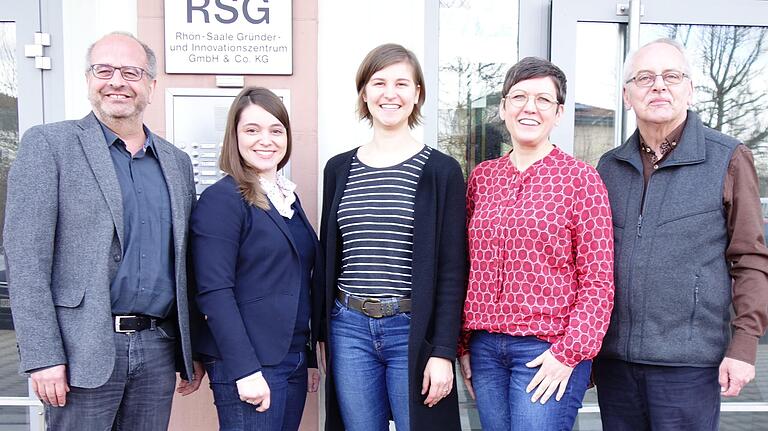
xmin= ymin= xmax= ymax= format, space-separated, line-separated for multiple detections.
xmin=460 ymin=147 xmax=615 ymax=367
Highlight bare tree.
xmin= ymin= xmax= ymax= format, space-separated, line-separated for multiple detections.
xmin=0 ymin=25 xmax=17 ymax=98
xmin=0 ymin=26 xmax=19 ymax=244
xmin=439 ymin=0 xmax=470 ymax=7
xmin=665 ymin=25 xmax=768 ymax=193
xmin=666 ymin=25 xmax=768 ymax=150
xmin=438 ymin=57 xmax=507 ymax=174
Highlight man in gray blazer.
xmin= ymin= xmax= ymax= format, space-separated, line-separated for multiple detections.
xmin=4 ymin=32 xmax=204 ymax=430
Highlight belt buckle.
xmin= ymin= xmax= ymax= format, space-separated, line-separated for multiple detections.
xmin=361 ymin=298 xmax=383 ymax=318
xmin=114 ymin=315 xmax=137 ymax=333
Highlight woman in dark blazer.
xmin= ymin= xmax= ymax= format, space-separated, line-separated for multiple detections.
xmin=191 ymin=87 xmax=322 ymax=431
xmin=319 ymin=44 xmax=467 ymax=431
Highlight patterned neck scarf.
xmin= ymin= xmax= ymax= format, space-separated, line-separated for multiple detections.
xmin=258 ymin=175 xmax=297 ymax=218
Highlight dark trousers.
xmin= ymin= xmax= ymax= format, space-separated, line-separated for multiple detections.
xmin=205 ymin=351 xmax=308 ymax=431
xmin=45 ymin=328 xmax=177 ymax=431
xmin=593 ymin=357 xmax=720 ymax=431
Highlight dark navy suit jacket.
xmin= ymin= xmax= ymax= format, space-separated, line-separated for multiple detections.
xmin=191 ymin=175 xmax=322 ymax=381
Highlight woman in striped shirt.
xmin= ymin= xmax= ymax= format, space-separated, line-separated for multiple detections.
xmin=319 ymin=44 xmax=467 ymax=431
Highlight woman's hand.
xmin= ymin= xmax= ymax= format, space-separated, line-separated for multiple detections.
xmin=525 ymin=350 xmax=574 ymax=404
xmin=422 ymin=357 xmax=454 ymax=407
xmin=458 ymin=353 xmax=476 ymax=400
xmin=308 ymin=368 xmax=320 ymax=393
xmin=318 ymin=341 xmax=327 ymax=374
xmin=236 ymin=371 xmax=271 ymax=412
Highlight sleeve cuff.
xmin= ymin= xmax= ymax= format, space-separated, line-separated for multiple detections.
xmin=549 ymin=343 xmax=580 ymax=368
xmin=236 ymin=370 xmax=263 ymax=384
xmin=430 ymin=345 xmax=457 ymax=360
xmin=26 ymin=363 xmax=66 ymax=375
xmin=725 ymin=331 xmax=759 ymax=365
xmin=306 ymin=344 xmax=318 ymax=368
xmin=457 ymin=330 xmax=472 ymax=358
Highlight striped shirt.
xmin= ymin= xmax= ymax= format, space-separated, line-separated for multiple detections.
xmin=336 ymin=146 xmax=431 ymax=298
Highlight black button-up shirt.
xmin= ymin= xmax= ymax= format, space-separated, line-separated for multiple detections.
xmin=100 ymin=122 xmax=175 ymax=318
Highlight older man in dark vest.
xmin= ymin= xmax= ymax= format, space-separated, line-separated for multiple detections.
xmin=595 ymin=38 xmax=768 ymax=431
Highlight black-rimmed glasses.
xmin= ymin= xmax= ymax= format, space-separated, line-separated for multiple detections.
xmin=625 ymin=70 xmax=689 ymax=87
xmin=89 ymin=64 xmax=150 ymax=82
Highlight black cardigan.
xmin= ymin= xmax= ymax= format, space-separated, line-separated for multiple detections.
xmin=319 ymin=147 xmax=467 ymax=431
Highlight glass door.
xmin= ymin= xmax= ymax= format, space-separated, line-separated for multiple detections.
xmin=1 ymin=0 xmax=45 ymax=429
xmin=551 ymin=0 xmax=768 ymax=429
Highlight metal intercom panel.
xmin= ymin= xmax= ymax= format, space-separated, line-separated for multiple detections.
xmin=165 ymin=87 xmax=291 ymax=196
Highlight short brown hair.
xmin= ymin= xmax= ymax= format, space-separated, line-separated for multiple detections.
xmin=219 ymin=87 xmax=292 ymax=210
xmin=355 ymin=43 xmax=426 ymax=128
xmin=501 ymin=57 xmax=567 ymax=105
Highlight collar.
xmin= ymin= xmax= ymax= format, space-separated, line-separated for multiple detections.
xmin=258 ymin=175 xmax=297 ymax=218
xmin=638 ymin=118 xmax=686 ymax=165
xmin=612 ymin=110 xmax=706 ymax=170
xmin=98 ymin=119 xmax=154 ymax=154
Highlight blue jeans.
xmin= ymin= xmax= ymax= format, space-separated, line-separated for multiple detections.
xmin=330 ymin=298 xmax=410 ymax=431
xmin=469 ymin=331 xmax=591 ymax=431
xmin=45 ymin=327 xmax=177 ymax=430
xmin=593 ymin=357 xmax=720 ymax=431
xmin=205 ymin=351 xmax=308 ymax=431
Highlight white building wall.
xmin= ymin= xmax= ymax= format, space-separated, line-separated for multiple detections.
xmin=61 ymin=0 xmax=137 ymax=119
xmin=316 ymin=0 xmax=426 ymax=211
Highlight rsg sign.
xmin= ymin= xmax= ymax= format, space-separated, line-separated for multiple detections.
xmin=186 ymin=0 xmax=270 ymax=25
xmin=164 ymin=0 xmax=292 ymax=74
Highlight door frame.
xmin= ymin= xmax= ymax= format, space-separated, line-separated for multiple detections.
xmin=549 ymin=0 xmax=768 ymax=152
xmin=549 ymin=0 xmax=768 ymax=415
xmin=1 ymin=0 xmax=56 ymax=429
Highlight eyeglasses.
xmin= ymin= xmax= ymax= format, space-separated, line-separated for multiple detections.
xmin=625 ymin=70 xmax=689 ymax=87
xmin=89 ymin=64 xmax=150 ymax=82
xmin=504 ymin=91 xmax=559 ymax=111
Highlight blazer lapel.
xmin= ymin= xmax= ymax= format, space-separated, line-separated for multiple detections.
xmin=77 ymin=112 xmax=124 ymax=247
xmin=153 ymin=138 xmax=186 ymax=257
xmin=265 ymin=203 xmax=299 ymax=254
xmin=294 ymin=200 xmax=320 ymax=247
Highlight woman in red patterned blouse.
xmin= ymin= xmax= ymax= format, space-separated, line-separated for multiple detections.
xmin=458 ymin=57 xmax=614 ymax=430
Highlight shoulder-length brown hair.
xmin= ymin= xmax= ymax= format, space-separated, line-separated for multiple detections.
xmin=219 ymin=87 xmax=292 ymax=210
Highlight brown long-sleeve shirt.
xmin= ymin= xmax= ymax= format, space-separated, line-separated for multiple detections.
xmin=639 ymin=118 xmax=768 ymax=365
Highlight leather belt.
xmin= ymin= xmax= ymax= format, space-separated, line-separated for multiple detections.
xmin=337 ymin=291 xmax=411 ymax=319
xmin=113 ymin=315 xmax=161 ymax=334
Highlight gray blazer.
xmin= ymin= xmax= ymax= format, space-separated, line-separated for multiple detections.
xmin=3 ymin=112 xmax=197 ymax=388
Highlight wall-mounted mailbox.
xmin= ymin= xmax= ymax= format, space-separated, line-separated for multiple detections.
xmin=165 ymin=88 xmax=291 ymax=196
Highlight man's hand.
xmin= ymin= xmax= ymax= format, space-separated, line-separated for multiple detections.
xmin=237 ymin=372 xmax=271 ymax=412
xmin=458 ymin=353 xmax=476 ymax=400
xmin=719 ymin=357 xmax=755 ymax=397
xmin=525 ymin=350 xmax=574 ymax=404
xmin=421 ymin=357 xmax=454 ymax=407
xmin=177 ymin=360 xmax=206 ymax=396
xmin=308 ymin=368 xmax=320 ymax=393
xmin=31 ymin=365 xmax=69 ymax=407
